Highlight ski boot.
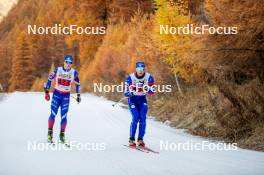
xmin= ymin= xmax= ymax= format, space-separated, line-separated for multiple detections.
xmin=47 ymin=128 xmax=53 ymax=143
xmin=129 ymin=137 xmax=136 ymax=147
xmin=59 ymin=131 xmax=66 ymax=143
xmin=137 ymin=138 xmax=145 ymax=147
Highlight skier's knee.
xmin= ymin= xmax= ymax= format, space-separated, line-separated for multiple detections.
xmin=61 ymin=106 xmax=69 ymax=114
xmin=50 ymin=110 xmax=57 ymax=118
xmin=131 ymin=118 xmax=139 ymax=126
xmin=139 ymin=119 xmax=146 ymax=126
xmin=61 ymin=113 xmax=67 ymax=120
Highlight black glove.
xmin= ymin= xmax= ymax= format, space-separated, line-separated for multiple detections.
xmin=77 ymin=93 xmax=81 ymax=103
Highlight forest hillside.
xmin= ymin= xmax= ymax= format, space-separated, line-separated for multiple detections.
xmin=0 ymin=0 xmax=263 ymax=150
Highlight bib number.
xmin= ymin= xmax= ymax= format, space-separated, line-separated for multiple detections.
xmin=58 ymin=78 xmax=71 ymax=86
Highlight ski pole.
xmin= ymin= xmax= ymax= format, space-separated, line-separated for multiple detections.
xmin=112 ymin=97 xmax=128 ymax=107
xmin=70 ymin=95 xmax=77 ymax=100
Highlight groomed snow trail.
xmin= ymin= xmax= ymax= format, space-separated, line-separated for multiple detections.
xmin=0 ymin=92 xmax=263 ymax=175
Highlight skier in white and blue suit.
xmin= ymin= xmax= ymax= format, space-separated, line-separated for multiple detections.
xmin=44 ymin=55 xmax=81 ymax=143
xmin=124 ymin=61 xmax=155 ymax=147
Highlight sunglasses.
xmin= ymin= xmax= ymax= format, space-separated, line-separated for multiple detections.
xmin=65 ymin=61 xmax=72 ymax=64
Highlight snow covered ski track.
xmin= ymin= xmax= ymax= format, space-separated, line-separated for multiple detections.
xmin=0 ymin=92 xmax=264 ymax=175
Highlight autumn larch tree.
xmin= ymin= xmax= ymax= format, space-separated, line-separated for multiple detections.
xmin=9 ymin=32 xmax=34 ymax=91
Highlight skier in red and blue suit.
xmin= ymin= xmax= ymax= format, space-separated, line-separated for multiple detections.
xmin=124 ymin=61 xmax=155 ymax=147
xmin=44 ymin=55 xmax=81 ymax=143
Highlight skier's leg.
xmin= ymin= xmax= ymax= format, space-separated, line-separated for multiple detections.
xmin=129 ymin=103 xmax=140 ymax=141
xmin=138 ymin=102 xmax=148 ymax=140
xmin=48 ymin=92 xmax=60 ymax=129
xmin=47 ymin=91 xmax=61 ymax=142
xmin=60 ymin=94 xmax=70 ymax=142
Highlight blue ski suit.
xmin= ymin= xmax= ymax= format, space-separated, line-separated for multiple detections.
xmin=124 ymin=72 xmax=154 ymax=140
xmin=45 ymin=67 xmax=80 ymax=132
